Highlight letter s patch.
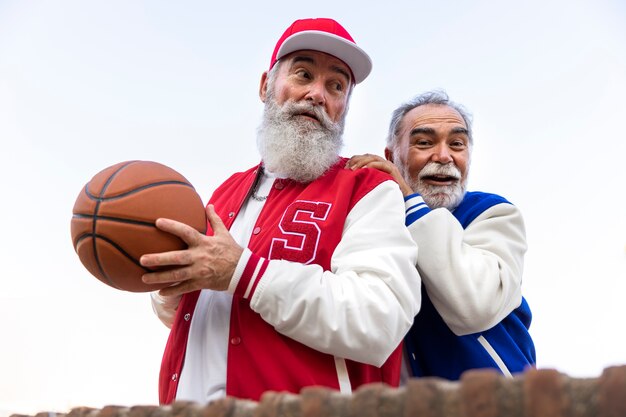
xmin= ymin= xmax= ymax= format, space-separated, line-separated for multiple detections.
xmin=269 ymin=200 xmax=332 ymax=264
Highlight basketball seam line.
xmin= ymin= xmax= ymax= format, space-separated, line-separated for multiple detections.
xmin=75 ymin=233 xmax=158 ymax=273
xmin=72 ymin=214 xmax=157 ymax=227
xmin=85 ymin=180 xmax=195 ymax=201
xmin=91 ymin=161 xmax=136 ymax=289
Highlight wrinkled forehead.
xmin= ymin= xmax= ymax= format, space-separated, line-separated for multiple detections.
xmin=402 ymin=104 xmax=467 ymax=131
xmin=280 ymin=50 xmax=353 ymax=84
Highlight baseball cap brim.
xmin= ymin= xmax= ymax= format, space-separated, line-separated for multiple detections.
xmin=275 ymin=30 xmax=372 ymax=84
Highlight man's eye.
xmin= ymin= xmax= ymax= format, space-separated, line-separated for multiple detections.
xmin=296 ymin=70 xmax=311 ymax=79
xmin=333 ymin=82 xmax=344 ymax=92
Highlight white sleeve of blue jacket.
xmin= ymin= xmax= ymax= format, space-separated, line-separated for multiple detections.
xmin=405 ymin=194 xmax=526 ymax=336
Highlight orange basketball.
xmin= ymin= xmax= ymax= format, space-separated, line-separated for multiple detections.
xmin=71 ymin=160 xmax=207 ymax=292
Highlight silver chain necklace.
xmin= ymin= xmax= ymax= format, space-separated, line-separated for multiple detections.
xmin=251 ymin=167 xmax=269 ymax=202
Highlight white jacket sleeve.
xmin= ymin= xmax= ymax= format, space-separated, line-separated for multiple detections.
xmin=237 ymin=180 xmax=421 ymax=367
xmin=150 ymin=292 xmax=182 ymax=329
xmin=408 ymin=200 xmax=526 ymax=335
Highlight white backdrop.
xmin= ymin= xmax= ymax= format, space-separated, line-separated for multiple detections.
xmin=1 ymin=1 xmax=625 ymax=415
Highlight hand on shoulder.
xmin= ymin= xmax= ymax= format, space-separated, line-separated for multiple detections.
xmin=345 ymin=154 xmax=413 ymax=196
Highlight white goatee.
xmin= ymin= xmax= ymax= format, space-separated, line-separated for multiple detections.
xmin=396 ymin=156 xmax=467 ymax=210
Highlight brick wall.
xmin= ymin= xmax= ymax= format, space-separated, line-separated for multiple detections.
xmin=13 ymin=366 xmax=626 ymax=417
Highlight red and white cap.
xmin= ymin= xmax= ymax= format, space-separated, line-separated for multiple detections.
xmin=269 ymin=18 xmax=372 ymax=84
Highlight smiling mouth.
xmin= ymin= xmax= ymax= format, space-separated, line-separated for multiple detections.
xmin=421 ymin=174 xmax=459 ymax=185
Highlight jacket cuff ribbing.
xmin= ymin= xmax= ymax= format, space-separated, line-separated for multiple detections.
xmin=232 ymin=248 xmax=270 ymax=300
xmin=405 ymin=193 xmax=431 ymax=226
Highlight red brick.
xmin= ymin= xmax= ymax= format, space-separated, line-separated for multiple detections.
xmin=567 ymin=377 xmax=597 ymax=416
xmin=404 ymin=377 xmax=452 ymax=417
xmin=523 ymin=369 xmax=569 ymax=417
xmin=128 ymin=405 xmax=170 ymax=417
xmin=168 ymin=401 xmax=202 ymax=417
xmin=376 ymin=385 xmax=405 ymax=417
xmin=598 ymin=365 xmax=626 ymax=417
xmin=97 ymin=405 xmax=129 ymax=417
xmin=494 ymin=375 xmax=524 ymax=416
xmin=255 ymin=391 xmax=299 ymax=417
xmin=300 ymin=386 xmax=342 ymax=417
xmin=460 ymin=369 xmax=500 ymax=417
xmin=66 ymin=407 xmax=98 ymax=417
xmin=34 ymin=413 xmax=68 ymax=417
xmin=349 ymin=383 xmax=386 ymax=417
xmin=198 ymin=396 xmax=245 ymax=417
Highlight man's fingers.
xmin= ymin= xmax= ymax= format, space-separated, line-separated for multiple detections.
xmin=206 ymin=204 xmax=228 ymax=235
xmin=158 ymin=279 xmax=197 ymax=298
xmin=349 ymin=158 xmax=395 ymax=174
xmin=346 ymin=154 xmax=371 ymax=169
xmin=154 ymin=217 xmax=203 ymax=246
xmin=346 ymin=154 xmax=385 ymax=169
xmin=141 ymin=265 xmax=191 ymax=286
xmin=140 ymin=249 xmax=192 ymax=268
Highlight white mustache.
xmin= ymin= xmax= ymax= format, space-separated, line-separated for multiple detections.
xmin=281 ymin=101 xmax=335 ymax=131
xmin=419 ymin=162 xmax=461 ymax=180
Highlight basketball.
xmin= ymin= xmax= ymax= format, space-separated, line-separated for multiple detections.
xmin=71 ymin=160 xmax=207 ymax=292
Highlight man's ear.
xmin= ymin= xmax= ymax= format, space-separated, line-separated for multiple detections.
xmin=384 ymin=147 xmax=394 ymax=162
xmin=259 ymin=71 xmax=269 ymax=102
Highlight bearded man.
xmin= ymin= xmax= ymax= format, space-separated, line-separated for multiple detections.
xmin=347 ymin=90 xmax=536 ymax=381
xmin=142 ymin=18 xmax=420 ymax=404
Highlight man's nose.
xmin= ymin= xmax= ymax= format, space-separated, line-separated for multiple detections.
xmin=431 ymin=145 xmax=453 ymax=164
xmin=304 ymin=81 xmax=326 ymax=106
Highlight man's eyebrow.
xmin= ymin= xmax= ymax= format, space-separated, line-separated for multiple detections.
xmin=330 ymin=65 xmax=351 ymax=84
xmin=291 ymin=55 xmax=315 ymax=65
xmin=291 ymin=55 xmax=351 ymax=84
xmin=410 ymin=127 xmax=436 ymax=136
xmin=409 ymin=126 xmax=469 ymax=136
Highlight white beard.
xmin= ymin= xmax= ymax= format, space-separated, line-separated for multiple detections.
xmin=397 ymin=158 xmax=467 ymax=210
xmin=256 ymin=96 xmax=345 ymax=183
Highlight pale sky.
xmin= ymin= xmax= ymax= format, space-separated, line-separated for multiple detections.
xmin=1 ymin=1 xmax=625 ymax=415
